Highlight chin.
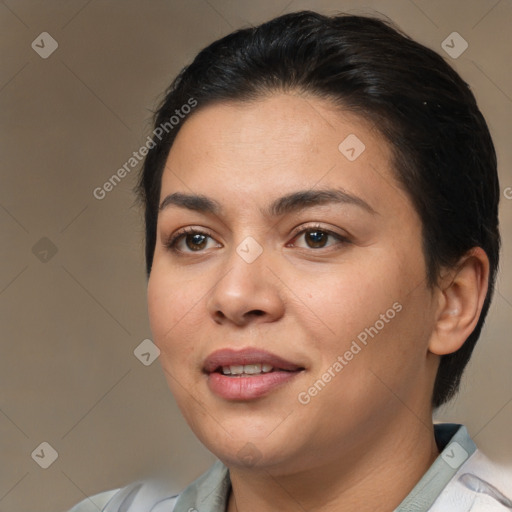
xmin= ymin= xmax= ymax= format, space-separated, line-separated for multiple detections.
xmin=197 ymin=422 xmax=301 ymax=469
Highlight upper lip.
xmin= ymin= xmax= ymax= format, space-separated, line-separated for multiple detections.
xmin=203 ymin=348 xmax=304 ymax=373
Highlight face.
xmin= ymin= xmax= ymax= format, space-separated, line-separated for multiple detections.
xmin=147 ymin=93 xmax=440 ymax=474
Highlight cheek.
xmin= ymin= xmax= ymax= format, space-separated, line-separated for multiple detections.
xmin=147 ymin=268 xmax=208 ymax=415
xmin=301 ymin=248 xmax=428 ymax=360
xmin=297 ymin=267 xmax=432 ymax=419
xmin=301 ymin=259 xmax=398 ymax=333
xmin=147 ymin=267 xmax=203 ymax=362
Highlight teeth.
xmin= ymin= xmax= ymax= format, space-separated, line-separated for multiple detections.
xmin=221 ymin=363 xmax=274 ymax=375
xmin=228 ymin=365 xmax=244 ymax=375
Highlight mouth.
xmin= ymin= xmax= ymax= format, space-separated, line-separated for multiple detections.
xmin=203 ymin=348 xmax=305 ymax=400
xmin=213 ymin=363 xmax=298 ymax=377
xmin=203 ymin=347 xmax=305 ymax=375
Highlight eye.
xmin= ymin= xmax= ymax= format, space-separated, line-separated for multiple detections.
xmin=164 ymin=224 xmax=349 ymax=255
xmin=288 ymin=225 xmax=348 ymax=250
xmin=164 ymin=227 xmax=221 ymax=253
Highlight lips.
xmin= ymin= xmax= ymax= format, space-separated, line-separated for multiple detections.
xmin=203 ymin=348 xmax=304 ymax=374
xmin=203 ymin=348 xmax=305 ymax=400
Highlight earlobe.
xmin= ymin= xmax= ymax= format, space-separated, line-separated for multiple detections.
xmin=428 ymin=247 xmax=490 ymax=356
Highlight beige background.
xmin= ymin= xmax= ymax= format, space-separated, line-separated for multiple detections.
xmin=1 ymin=1 xmax=511 ymax=511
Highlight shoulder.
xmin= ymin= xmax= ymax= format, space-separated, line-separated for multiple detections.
xmin=66 ymin=489 xmax=120 ymax=512
xmin=430 ymin=449 xmax=512 ymax=511
xmin=65 ymin=460 xmax=228 ymax=512
xmin=65 ymin=481 xmax=179 ymax=512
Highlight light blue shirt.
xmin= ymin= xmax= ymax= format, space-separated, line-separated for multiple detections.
xmin=67 ymin=423 xmax=512 ymax=511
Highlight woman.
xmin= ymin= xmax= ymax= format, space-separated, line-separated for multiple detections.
xmin=70 ymin=10 xmax=511 ymax=512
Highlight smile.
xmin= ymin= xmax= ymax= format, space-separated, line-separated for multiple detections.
xmin=219 ymin=363 xmax=302 ymax=376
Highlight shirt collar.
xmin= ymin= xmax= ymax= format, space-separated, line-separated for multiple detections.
xmin=172 ymin=423 xmax=475 ymax=512
xmin=395 ymin=423 xmax=476 ymax=511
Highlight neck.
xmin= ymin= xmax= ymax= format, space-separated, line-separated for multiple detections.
xmin=226 ymin=415 xmax=439 ymax=512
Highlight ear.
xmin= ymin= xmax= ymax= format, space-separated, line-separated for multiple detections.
xmin=428 ymin=247 xmax=490 ymax=356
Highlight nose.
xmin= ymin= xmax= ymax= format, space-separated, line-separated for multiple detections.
xmin=206 ymin=242 xmax=285 ymax=327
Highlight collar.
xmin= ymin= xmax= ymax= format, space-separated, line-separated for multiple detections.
xmin=395 ymin=423 xmax=476 ymax=511
xmin=172 ymin=423 xmax=475 ymax=512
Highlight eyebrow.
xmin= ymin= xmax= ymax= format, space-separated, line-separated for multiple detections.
xmin=158 ymin=188 xmax=377 ymax=217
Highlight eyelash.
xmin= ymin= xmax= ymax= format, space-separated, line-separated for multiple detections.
xmin=164 ymin=224 xmax=349 ymax=254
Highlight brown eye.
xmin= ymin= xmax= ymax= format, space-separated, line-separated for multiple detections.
xmin=185 ymin=233 xmax=208 ymax=251
xmin=289 ymin=225 xmax=348 ymax=250
xmin=304 ymin=229 xmax=329 ymax=248
xmin=165 ymin=228 xmax=220 ymax=253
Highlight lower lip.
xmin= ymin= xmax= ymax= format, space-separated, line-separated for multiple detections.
xmin=207 ymin=371 xmax=302 ymax=400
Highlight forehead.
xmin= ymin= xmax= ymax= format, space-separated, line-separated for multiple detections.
xmin=160 ymin=93 xmax=411 ymax=218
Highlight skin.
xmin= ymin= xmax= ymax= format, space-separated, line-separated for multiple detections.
xmin=147 ymin=92 xmax=489 ymax=512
